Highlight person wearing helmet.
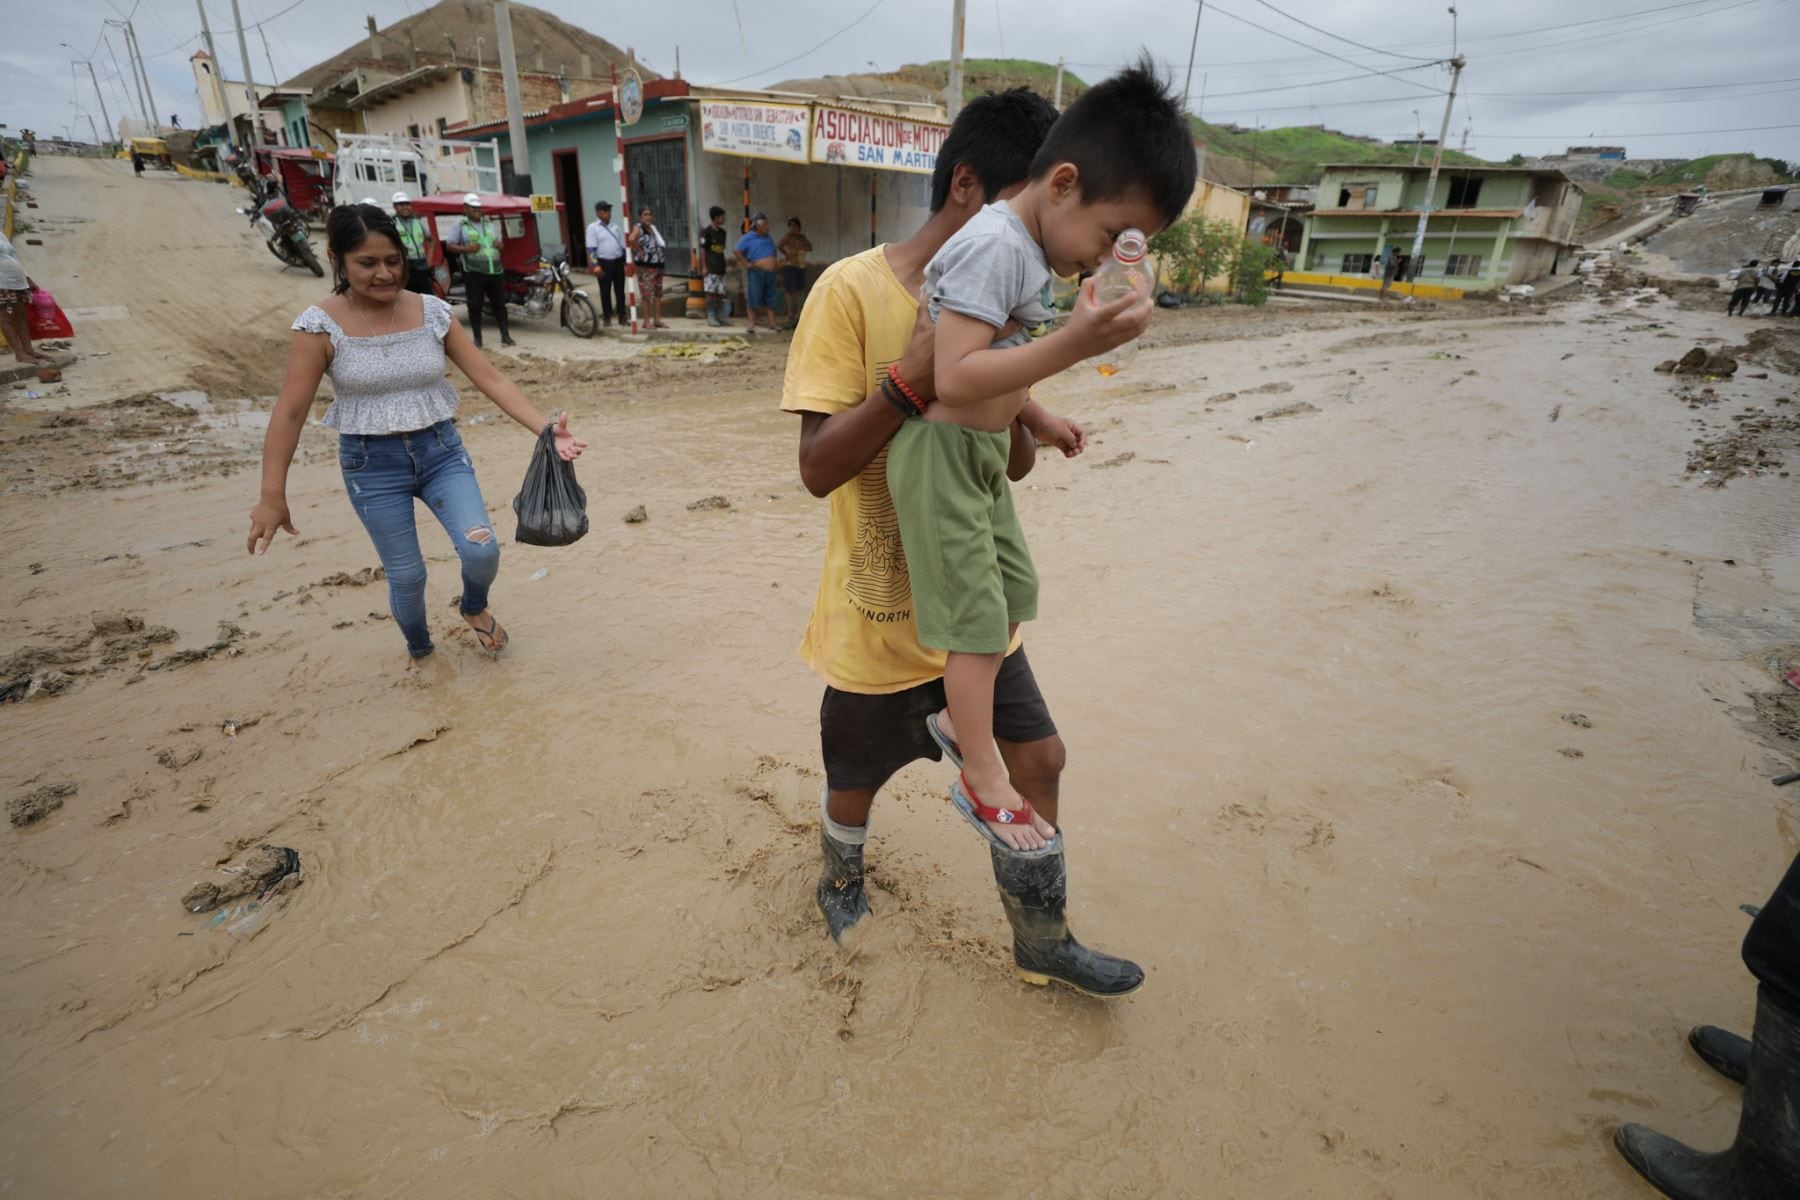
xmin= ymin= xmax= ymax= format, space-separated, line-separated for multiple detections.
xmin=444 ymin=193 xmax=513 ymax=347
xmin=391 ymin=192 xmax=436 ymax=296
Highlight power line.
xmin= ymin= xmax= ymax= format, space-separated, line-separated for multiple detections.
xmin=1473 ymin=75 xmax=1800 ymax=97
xmin=1240 ymin=0 xmax=1440 ymax=63
xmin=713 ymin=0 xmax=887 ymax=86
xmin=1199 ymin=1 xmax=1449 ymax=93
xmin=1474 ymin=122 xmax=1800 ymax=140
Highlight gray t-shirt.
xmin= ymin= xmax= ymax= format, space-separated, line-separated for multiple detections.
xmin=924 ymin=200 xmax=1055 ymax=349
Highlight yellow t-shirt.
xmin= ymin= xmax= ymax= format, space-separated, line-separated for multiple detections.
xmin=781 ymin=246 xmax=1020 ymax=694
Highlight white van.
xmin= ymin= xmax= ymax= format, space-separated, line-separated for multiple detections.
xmin=332 ymin=133 xmax=501 ymax=211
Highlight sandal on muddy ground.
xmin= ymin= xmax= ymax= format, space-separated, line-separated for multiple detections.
xmin=949 ymin=773 xmax=1058 ymax=856
xmin=464 ymin=612 xmax=508 ymax=654
xmin=925 ymin=710 xmax=963 ymax=768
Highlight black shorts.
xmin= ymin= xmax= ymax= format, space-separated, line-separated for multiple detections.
xmin=819 ymin=646 xmax=1057 ymax=793
xmin=782 ymin=266 xmax=806 ymax=292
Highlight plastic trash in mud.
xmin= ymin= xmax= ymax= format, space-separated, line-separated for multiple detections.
xmin=181 ymin=845 xmax=301 ymax=914
xmin=529 ymin=567 xmax=549 ymax=581
xmin=222 ymin=719 xmax=239 ymax=737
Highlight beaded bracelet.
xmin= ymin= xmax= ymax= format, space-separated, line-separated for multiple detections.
xmin=878 ymin=372 xmax=915 ymax=418
xmin=886 ymin=362 xmax=928 ymax=413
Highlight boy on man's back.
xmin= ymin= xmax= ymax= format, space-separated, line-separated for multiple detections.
xmin=886 ymin=57 xmax=1198 ymax=851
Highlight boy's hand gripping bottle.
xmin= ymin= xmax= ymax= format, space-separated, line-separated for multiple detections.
xmin=1090 ymin=228 xmax=1151 ymax=376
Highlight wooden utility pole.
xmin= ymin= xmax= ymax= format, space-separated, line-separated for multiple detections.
xmin=493 ymin=0 xmax=532 ymax=193
xmin=1407 ymin=56 xmax=1465 ymax=279
xmin=946 ymin=0 xmax=966 ymax=119
xmin=1180 ymin=1 xmax=1205 ymax=112
xmin=228 ymin=0 xmax=258 ymax=149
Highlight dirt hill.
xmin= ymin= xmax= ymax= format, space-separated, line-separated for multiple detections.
xmin=281 ymin=0 xmax=650 ymax=91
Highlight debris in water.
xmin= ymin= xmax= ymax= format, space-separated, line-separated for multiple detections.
xmin=9 ymin=782 xmax=76 ymax=827
xmin=180 ymin=845 xmax=302 ymax=913
xmin=624 ymin=505 xmax=648 ymax=524
xmin=687 ymin=495 xmax=732 ymax=511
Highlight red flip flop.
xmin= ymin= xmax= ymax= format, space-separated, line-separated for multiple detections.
xmin=957 ymin=772 xmax=1035 ymax=827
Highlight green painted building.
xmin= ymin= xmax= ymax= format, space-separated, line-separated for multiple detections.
xmin=1297 ymin=163 xmax=1585 ymax=289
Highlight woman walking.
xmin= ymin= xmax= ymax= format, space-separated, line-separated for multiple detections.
xmin=247 ymin=205 xmax=586 ymax=660
xmin=0 ymin=231 xmax=49 ymax=366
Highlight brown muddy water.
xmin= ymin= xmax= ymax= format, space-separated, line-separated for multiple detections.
xmin=3 ymin=285 xmax=1798 ymax=1198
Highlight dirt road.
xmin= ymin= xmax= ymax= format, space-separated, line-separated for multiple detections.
xmin=3 ymin=156 xmax=1799 ymax=1198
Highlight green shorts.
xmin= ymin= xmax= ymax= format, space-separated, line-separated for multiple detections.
xmin=887 ymin=418 xmax=1038 ymax=654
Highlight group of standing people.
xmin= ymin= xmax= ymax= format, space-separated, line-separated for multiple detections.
xmin=1726 ymin=258 xmax=1800 ymax=316
xmin=588 ymin=201 xmax=812 ymax=331
xmin=584 ymin=200 xmax=667 ymax=329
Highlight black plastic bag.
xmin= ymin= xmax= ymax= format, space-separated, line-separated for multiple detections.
xmin=512 ymin=422 xmax=589 ymax=547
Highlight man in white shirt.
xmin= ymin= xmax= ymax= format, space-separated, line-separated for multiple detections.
xmin=585 ymin=199 xmax=627 ymax=328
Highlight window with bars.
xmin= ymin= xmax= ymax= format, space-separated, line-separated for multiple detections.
xmin=1445 ymin=254 xmax=1484 ymax=276
xmin=1341 ymin=253 xmax=1373 ymax=274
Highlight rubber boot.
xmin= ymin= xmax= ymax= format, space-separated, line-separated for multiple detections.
xmin=989 ymin=838 xmax=1143 ymax=997
xmin=1614 ymin=984 xmax=1800 ymax=1199
xmin=1689 ymin=1025 xmax=1751 ymax=1086
xmin=816 ymin=788 xmax=871 ymax=944
xmin=707 ymin=298 xmax=727 ymax=327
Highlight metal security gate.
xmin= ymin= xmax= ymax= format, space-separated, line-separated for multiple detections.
xmin=623 ymin=136 xmax=691 ymax=272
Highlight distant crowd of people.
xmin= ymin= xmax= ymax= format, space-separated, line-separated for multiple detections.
xmin=1726 ymin=258 xmax=1800 ymax=316
xmin=586 ymin=200 xmax=813 ymax=331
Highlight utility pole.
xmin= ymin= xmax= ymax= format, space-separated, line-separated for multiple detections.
xmin=106 ymin=22 xmax=152 ymax=134
xmin=1411 ymin=109 xmax=1422 ymax=166
xmin=76 ymin=58 xmax=114 ymax=150
xmin=946 ymin=0 xmax=966 ymax=120
xmin=492 ymin=0 xmax=532 ymax=193
xmin=1408 ymin=55 xmax=1465 ymax=280
xmin=124 ymin=21 xmax=159 ymax=134
xmin=229 ymin=0 xmax=260 ymax=150
xmin=1053 ymin=56 xmax=1064 ymax=109
xmin=1180 ymin=0 xmax=1205 ymax=112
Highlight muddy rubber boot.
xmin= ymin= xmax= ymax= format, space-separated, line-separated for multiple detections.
xmin=816 ymin=788 xmax=871 ymax=943
xmin=990 ymin=839 xmax=1144 ymax=997
xmin=1689 ymin=1025 xmax=1751 ymax=1086
xmin=1614 ymin=984 xmax=1800 ymax=1199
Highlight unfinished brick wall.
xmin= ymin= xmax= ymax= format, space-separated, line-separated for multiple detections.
xmin=467 ymin=70 xmax=612 ymax=123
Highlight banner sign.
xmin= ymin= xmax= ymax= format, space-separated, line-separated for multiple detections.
xmin=810 ymin=105 xmax=948 ymax=175
xmin=699 ymin=100 xmax=809 ymax=163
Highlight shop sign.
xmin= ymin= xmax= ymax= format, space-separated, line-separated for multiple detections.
xmin=699 ymin=100 xmax=809 ymax=163
xmin=810 ymin=105 xmax=948 ymax=175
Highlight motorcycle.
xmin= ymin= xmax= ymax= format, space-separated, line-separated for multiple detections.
xmin=237 ymin=191 xmax=324 ymax=278
xmin=513 ymin=253 xmax=598 ymax=338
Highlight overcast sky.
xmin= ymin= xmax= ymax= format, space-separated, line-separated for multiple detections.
xmin=5 ymin=0 xmax=1797 ymax=163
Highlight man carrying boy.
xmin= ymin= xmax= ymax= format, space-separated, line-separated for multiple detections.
xmin=888 ymin=58 xmax=1195 ymax=861
xmin=782 ymin=86 xmax=1150 ymax=997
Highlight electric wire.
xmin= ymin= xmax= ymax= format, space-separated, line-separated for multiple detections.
xmin=713 ymin=0 xmax=887 ymax=86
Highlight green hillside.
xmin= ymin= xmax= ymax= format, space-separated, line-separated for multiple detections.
xmin=887 ymin=58 xmax=1490 ymax=184
xmin=898 ymin=58 xmax=1089 ymax=101
xmin=1190 ymin=119 xmax=1488 ymax=184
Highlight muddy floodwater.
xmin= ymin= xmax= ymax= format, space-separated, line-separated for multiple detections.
xmin=3 ymin=158 xmax=1799 ymax=1197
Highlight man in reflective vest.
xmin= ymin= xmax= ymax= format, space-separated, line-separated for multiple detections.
xmin=391 ymin=192 xmax=436 ymax=297
xmin=444 ymin=193 xmax=513 ymax=348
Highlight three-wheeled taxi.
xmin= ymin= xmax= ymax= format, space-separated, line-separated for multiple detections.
xmin=409 ymin=193 xmax=597 ymax=337
xmin=253 ymin=147 xmax=336 ymax=222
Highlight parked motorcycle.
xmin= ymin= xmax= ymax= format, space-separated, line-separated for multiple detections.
xmin=238 ymin=193 xmax=324 ymax=278
xmin=449 ymin=252 xmax=598 ymax=338
xmin=517 ymin=253 xmax=598 ymax=338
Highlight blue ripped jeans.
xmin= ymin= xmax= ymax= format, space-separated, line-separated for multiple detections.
xmin=338 ymin=420 xmax=499 ymax=658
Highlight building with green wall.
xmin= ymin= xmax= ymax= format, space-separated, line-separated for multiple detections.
xmin=1298 ymin=163 xmax=1584 ymax=290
